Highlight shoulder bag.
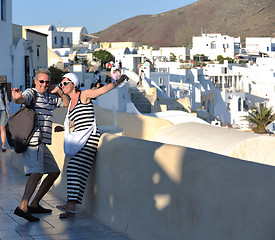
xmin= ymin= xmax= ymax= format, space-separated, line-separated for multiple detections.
xmin=63 ymin=101 xmax=97 ymax=158
xmin=5 ymin=89 xmax=42 ymax=153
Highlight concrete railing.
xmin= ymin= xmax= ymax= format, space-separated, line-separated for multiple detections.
xmin=9 ymin=106 xmax=275 ymax=240
xmin=48 ymin=133 xmax=275 ymax=240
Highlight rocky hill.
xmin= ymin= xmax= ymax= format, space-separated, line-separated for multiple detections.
xmin=94 ymin=0 xmax=275 ymax=48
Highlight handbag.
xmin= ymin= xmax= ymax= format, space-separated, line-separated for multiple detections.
xmin=63 ymin=101 xmax=97 ymax=158
xmin=5 ymin=90 xmax=42 ymax=153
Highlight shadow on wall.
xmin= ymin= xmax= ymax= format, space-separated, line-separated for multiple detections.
xmin=44 ymin=105 xmax=275 ymax=240
xmin=50 ymin=132 xmax=275 ymax=240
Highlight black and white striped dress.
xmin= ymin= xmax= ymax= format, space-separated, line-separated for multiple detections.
xmin=66 ymin=95 xmax=100 ymax=204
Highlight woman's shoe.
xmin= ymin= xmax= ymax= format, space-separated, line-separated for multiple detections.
xmin=59 ymin=212 xmax=75 ymax=219
xmin=56 ymin=204 xmax=76 ymax=214
xmin=2 ymin=146 xmax=6 ymax=152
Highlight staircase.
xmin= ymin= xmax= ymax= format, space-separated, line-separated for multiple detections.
xmin=124 ymin=69 xmax=155 ymax=113
xmin=130 ymin=86 xmax=154 ymax=113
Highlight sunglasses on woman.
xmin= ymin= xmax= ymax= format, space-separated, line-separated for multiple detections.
xmin=59 ymin=81 xmax=71 ymax=88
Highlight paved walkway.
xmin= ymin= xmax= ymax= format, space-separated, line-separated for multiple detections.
xmin=0 ymin=148 xmax=130 ymax=240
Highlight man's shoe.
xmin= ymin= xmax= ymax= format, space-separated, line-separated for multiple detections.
xmin=28 ymin=205 xmax=52 ymax=214
xmin=14 ymin=207 xmax=39 ymax=222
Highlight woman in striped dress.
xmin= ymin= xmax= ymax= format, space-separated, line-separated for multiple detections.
xmin=56 ymin=73 xmax=128 ymax=217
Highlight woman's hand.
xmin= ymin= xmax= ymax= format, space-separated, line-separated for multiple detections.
xmin=116 ymin=74 xmax=129 ymax=85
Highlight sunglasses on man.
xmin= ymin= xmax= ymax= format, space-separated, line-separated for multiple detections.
xmin=38 ymin=80 xmax=50 ymax=85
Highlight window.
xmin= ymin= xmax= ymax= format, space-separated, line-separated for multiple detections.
xmin=159 ymin=68 xmax=167 ymax=72
xmin=267 ymin=47 xmax=270 ymax=51
xmin=67 ymin=38 xmax=70 ymax=44
xmin=238 ymin=98 xmax=242 ymax=111
xmin=54 ymin=37 xmax=57 ymax=44
xmin=1 ymin=0 xmax=6 ymax=21
xmin=243 ymin=100 xmax=247 ymax=111
xmin=211 ymin=42 xmax=216 ymax=49
xmin=61 ymin=37 xmax=64 ymax=46
xmin=227 ymin=103 xmax=231 ymax=110
xmin=36 ymin=45 xmax=40 ymax=59
xmin=159 ymin=78 xmax=164 ymax=86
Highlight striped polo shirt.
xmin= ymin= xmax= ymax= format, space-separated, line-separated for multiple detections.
xmin=22 ymin=88 xmax=64 ymax=145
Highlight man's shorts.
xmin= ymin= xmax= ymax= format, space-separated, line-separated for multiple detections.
xmin=22 ymin=143 xmax=60 ymax=176
xmin=0 ymin=110 xmax=6 ymax=127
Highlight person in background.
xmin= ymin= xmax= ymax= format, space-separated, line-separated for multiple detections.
xmin=12 ymin=69 xmax=69 ymax=222
xmin=56 ymin=73 xmax=129 ymax=218
xmin=96 ymin=80 xmax=104 ymax=89
xmin=115 ymin=60 xmax=119 ymax=71
xmin=118 ymin=60 xmax=122 ymax=74
xmin=0 ymin=83 xmax=9 ymax=152
xmin=137 ymin=70 xmax=145 ymax=86
xmin=111 ymin=69 xmax=119 ymax=83
xmin=80 ymin=83 xmax=87 ymax=91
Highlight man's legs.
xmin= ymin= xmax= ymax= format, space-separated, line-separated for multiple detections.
xmin=14 ymin=144 xmax=60 ymax=221
xmin=29 ymin=171 xmax=60 ymax=208
xmin=18 ymin=173 xmax=42 ymax=211
xmin=14 ymin=172 xmax=42 ymax=221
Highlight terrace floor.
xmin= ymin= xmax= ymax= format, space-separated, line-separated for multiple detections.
xmin=0 ymin=148 xmax=130 ymax=240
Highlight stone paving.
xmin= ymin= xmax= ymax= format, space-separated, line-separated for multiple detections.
xmin=0 ymin=149 xmax=130 ymax=240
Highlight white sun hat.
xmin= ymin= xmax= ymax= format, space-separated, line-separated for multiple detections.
xmin=63 ymin=73 xmax=79 ymax=87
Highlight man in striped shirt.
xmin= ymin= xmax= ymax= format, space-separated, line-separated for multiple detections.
xmin=12 ymin=69 xmax=69 ymax=222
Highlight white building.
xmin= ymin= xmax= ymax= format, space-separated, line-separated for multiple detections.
xmin=13 ymin=25 xmax=48 ymax=77
xmin=24 ymin=25 xmax=72 ymax=49
xmin=231 ymin=57 xmax=275 ymax=108
xmin=60 ymin=26 xmax=91 ymax=47
xmin=159 ymin=47 xmax=190 ymax=62
xmin=0 ymin=0 xmax=13 ymax=86
xmin=201 ymin=58 xmax=275 ymax=128
xmin=246 ymin=37 xmax=275 ymax=58
xmin=1 ymin=0 xmax=36 ymax=114
xmin=191 ymin=33 xmax=241 ymax=60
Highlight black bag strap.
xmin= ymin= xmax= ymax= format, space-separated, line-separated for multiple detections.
xmin=30 ymin=89 xmax=43 ymax=144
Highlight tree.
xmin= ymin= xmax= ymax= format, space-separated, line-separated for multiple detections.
xmin=217 ymin=55 xmax=234 ymax=64
xmin=169 ymin=53 xmax=177 ymax=62
xmin=48 ymin=66 xmax=66 ymax=85
xmin=243 ymin=105 xmax=275 ymax=134
xmin=92 ymin=50 xmax=114 ymax=68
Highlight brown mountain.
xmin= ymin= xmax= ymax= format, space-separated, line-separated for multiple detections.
xmin=94 ymin=0 xmax=275 ymax=48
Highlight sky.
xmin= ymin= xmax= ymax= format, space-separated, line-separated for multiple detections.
xmin=12 ymin=0 xmax=199 ymax=34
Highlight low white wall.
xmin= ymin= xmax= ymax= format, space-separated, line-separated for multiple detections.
xmin=9 ymin=107 xmax=275 ymax=240
xmin=50 ymin=133 xmax=275 ymax=240
xmin=153 ymin=122 xmax=275 ymax=166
